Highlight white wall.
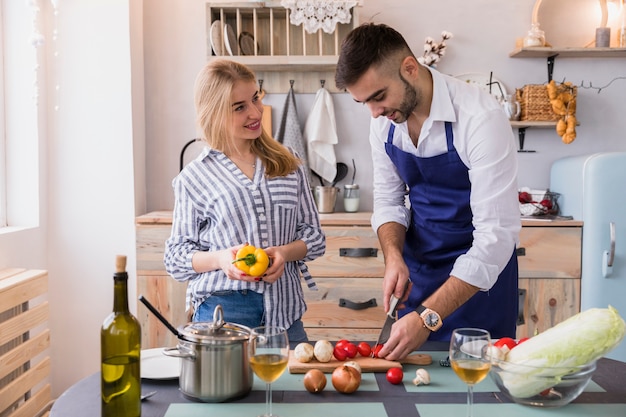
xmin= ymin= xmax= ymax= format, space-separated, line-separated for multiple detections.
xmin=144 ymin=0 xmax=626 ymax=214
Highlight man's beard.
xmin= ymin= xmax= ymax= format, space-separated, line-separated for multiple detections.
xmin=393 ymin=73 xmax=419 ymax=123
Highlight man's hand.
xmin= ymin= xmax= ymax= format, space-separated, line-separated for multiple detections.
xmin=377 ymin=312 xmax=429 ymax=360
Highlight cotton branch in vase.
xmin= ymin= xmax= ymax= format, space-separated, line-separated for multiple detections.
xmin=417 ymin=31 xmax=453 ymax=68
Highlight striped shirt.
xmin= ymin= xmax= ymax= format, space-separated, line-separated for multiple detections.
xmin=164 ymin=146 xmax=326 ymax=330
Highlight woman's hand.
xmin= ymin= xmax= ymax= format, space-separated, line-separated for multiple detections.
xmin=258 ymin=246 xmax=285 ymax=283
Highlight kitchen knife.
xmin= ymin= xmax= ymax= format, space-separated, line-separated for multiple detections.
xmin=374 ymin=279 xmax=410 ymax=346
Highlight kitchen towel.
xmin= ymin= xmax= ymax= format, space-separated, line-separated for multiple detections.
xmin=304 ymin=86 xmax=338 ymax=184
xmin=275 ymin=84 xmax=311 ymax=184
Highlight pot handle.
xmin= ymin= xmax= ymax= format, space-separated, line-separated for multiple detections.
xmin=163 ymin=345 xmax=196 ymax=360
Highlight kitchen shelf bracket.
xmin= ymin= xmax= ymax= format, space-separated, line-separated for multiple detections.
xmin=547 ymin=54 xmax=557 ymax=82
xmin=516 ymin=127 xmax=536 ymax=153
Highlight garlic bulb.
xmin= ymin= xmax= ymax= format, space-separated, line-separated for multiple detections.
xmin=412 ymin=368 xmax=430 ymax=386
xmin=313 ymin=340 xmax=334 ymax=362
xmin=294 ymin=342 xmax=314 ymax=363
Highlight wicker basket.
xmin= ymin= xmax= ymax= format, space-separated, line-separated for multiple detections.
xmin=516 ymin=84 xmax=557 ymax=121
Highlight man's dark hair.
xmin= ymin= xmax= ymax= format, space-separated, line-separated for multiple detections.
xmin=335 ymin=23 xmax=414 ymax=90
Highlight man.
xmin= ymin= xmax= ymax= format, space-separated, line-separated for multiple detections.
xmin=335 ymin=23 xmax=520 ymax=360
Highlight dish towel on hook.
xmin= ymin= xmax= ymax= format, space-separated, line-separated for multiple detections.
xmin=304 ymin=86 xmax=338 ymax=184
xmin=275 ymin=84 xmax=311 ymax=184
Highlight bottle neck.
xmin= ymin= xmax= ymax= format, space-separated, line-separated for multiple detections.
xmin=112 ymin=272 xmax=130 ymax=313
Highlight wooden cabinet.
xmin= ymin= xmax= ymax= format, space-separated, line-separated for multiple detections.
xmin=516 ymin=221 xmax=583 ymax=338
xmin=136 ymin=212 xmax=188 ymax=349
xmin=135 ymin=211 xmax=583 ymax=347
xmin=300 ymin=212 xmax=384 ymax=341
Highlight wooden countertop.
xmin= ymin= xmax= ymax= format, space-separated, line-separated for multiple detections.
xmin=137 ymin=211 xmax=582 ymax=227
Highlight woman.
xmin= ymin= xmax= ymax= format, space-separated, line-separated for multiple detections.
xmin=164 ymin=60 xmax=325 ymax=342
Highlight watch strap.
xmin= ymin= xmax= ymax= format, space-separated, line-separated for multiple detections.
xmin=415 ymin=304 xmax=427 ymax=315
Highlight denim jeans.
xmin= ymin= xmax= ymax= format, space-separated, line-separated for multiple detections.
xmin=194 ymin=290 xmax=308 ymax=342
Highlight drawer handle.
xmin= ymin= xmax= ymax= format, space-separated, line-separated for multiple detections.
xmin=517 ymin=288 xmax=526 ymax=326
xmin=516 ymin=247 xmax=526 ymax=256
xmin=339 ymin=298 xmax=377 ymax=310
xmin=340 ymin=248 xmax=378 ymax=257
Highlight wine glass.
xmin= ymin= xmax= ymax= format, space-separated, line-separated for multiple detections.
xmin=449 ymin=328 xmax=492 ymax=417
xmin=248 ymin=326 xmax=289 ymax=417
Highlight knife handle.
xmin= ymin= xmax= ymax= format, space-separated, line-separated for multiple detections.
xmin=387 ymin=279 xmax=410 ymax=318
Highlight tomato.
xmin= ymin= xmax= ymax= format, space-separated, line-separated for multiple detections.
xmin=494 ymin=337 xmax=517 ymax=350
xmin=357 ymin=342 xmax=372 ymax=357
xmin=335 ymin=339 xmax=350 ymax=350
xmin=372 ymin=344 xmax=384 ymax=358
xmin=343 ymin=342 xmax=358 ymax=359
xmin=333 ymin=345 xmax=348 ymax=361
xmin=386 ymin=368 xmax=403 ymax=385
xmin=516 ymin=337 xmax=530 ymax=345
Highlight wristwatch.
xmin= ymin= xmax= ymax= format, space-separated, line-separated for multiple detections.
xmin=416 ymin=304 xmax=443 ymax=332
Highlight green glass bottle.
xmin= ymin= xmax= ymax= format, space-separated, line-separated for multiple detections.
xmin=101 ymin=255 xmax=141 ymax=417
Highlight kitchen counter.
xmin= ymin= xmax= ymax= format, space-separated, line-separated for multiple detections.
xmin=50 ymin=341 xmax=626 ymax=417
xmin=136 ymin=210 xmax=583 ymax=227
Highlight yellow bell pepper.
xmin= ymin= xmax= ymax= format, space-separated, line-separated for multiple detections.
xmin=232 ymin=244 xmax=270 ymax=277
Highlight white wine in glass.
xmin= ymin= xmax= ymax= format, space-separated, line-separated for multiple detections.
xmin=248 ymin=326 xmax=289 ymax=417
xmin=450 ymin=328 xmax=491 ymax=417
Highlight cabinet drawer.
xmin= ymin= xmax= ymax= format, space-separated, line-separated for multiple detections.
xmin=136 ymin=224 xmax=171 ymax=273
xmin=518 ymin=226 xmax=582 ymax=279
xmin=306 ymin=226 xmax=384 ymax=278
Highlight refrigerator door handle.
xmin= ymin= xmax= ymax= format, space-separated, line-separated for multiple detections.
xmin=602 ymin=222 xmax=616 ymax=278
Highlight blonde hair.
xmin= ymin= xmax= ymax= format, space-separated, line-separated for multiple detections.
xmin=193 ymin=59 xmax=300 ymax=177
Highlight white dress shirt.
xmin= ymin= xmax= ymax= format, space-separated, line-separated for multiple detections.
xmin=370 ymin=66 xmax=521 ymax=290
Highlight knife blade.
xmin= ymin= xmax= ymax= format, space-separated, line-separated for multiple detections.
xmin=374 ymin=280 xmax=410 ymax=347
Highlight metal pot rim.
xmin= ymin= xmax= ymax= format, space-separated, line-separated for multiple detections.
xmin=178 ymin=321 xmax=250 ymax=344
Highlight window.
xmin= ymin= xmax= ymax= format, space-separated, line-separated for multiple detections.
xmin=0 ymin=1 xmax=41 ymax=231
xmin=0 ymin=7 xmax=6 ymax=228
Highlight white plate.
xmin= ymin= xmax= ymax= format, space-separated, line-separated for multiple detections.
xmin=454 ymin=73 xmax=507 ymax=102
xmin=460 ymin=340 xmax=489 ymax=358
xmin=141 ymin=348 xmax=180 ymax=380
xmin=224 ymin=23 xmax=237 ymax=56
xmin=239 ymin=31 xmax=257 ymax=56
xmin=210 ymin=20 xmax=224 ymax=56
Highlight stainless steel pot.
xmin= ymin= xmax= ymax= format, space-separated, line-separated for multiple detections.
xmin=163 ymin=305 xmax=252 ymax=402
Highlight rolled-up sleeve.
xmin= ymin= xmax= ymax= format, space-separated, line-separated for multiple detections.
xmin=451 ymin=108 xmax=521 ymax=290
xmin=294 ymin=163 xmax=326 ymax=261
xmin=164 ymin=175 xmax=201 ymax=282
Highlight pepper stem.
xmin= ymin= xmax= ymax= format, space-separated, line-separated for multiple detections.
xmin=232 ymin=253 xmax=257 ymax=266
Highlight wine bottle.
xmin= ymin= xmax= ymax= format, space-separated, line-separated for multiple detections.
xmin=101 ymin=255 xmax=141 ymax=417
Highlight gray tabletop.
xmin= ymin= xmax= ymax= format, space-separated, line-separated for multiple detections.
xmin=51 ymin=342 xmax=626 ymax=417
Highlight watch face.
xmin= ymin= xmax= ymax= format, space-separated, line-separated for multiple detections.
xmin=424 ymin=312 xmax=440 ymax=328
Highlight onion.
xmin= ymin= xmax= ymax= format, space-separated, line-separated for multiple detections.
xmin=331 ymin=364 xmax=361 ymax=394
xmin=313 ymin=340 xmax=334 ymax=363
xmin=303 ymin=369 xmax=326 ymax=393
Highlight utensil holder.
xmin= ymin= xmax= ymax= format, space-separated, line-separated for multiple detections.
xmin=314 ymin=186 xmax=338 ymax=213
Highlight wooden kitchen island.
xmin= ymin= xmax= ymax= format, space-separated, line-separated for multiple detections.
xmin=135 ymin=211 xmax=582 ymax=348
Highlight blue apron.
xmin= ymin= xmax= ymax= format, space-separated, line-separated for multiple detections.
xmin=385 ymin=122 xmax=518 ymax=341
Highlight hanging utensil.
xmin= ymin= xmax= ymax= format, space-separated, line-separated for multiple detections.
xmin=139 ymin=295 xmax=182 ymax=340
xmin=331 ymin=162 xmax=349 ymax=187
xmin=312 ymin=170 xmax=325 ymax=186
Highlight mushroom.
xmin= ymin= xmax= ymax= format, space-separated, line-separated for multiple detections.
xmin=412 ymin=368 xmax=431 ymax=386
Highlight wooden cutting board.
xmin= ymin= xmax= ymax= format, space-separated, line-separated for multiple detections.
xmin=287 ymin=351 xmax=432 ymax=374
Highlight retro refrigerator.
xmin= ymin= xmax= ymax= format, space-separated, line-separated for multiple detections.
xmin=550 ymin=152 xmax=626 ymax=362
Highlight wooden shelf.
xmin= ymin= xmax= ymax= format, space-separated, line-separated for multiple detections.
xmin=207 ymin=55 xmax=339 ymax=72
xmin=510 ymin=47 xmax=626 ymax=58
xmin=510 ymin=120 xmax=557 ymax=129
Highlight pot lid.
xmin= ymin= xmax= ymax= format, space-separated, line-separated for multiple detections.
xmin=178 ymin=305 xmax=250 ymax=344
